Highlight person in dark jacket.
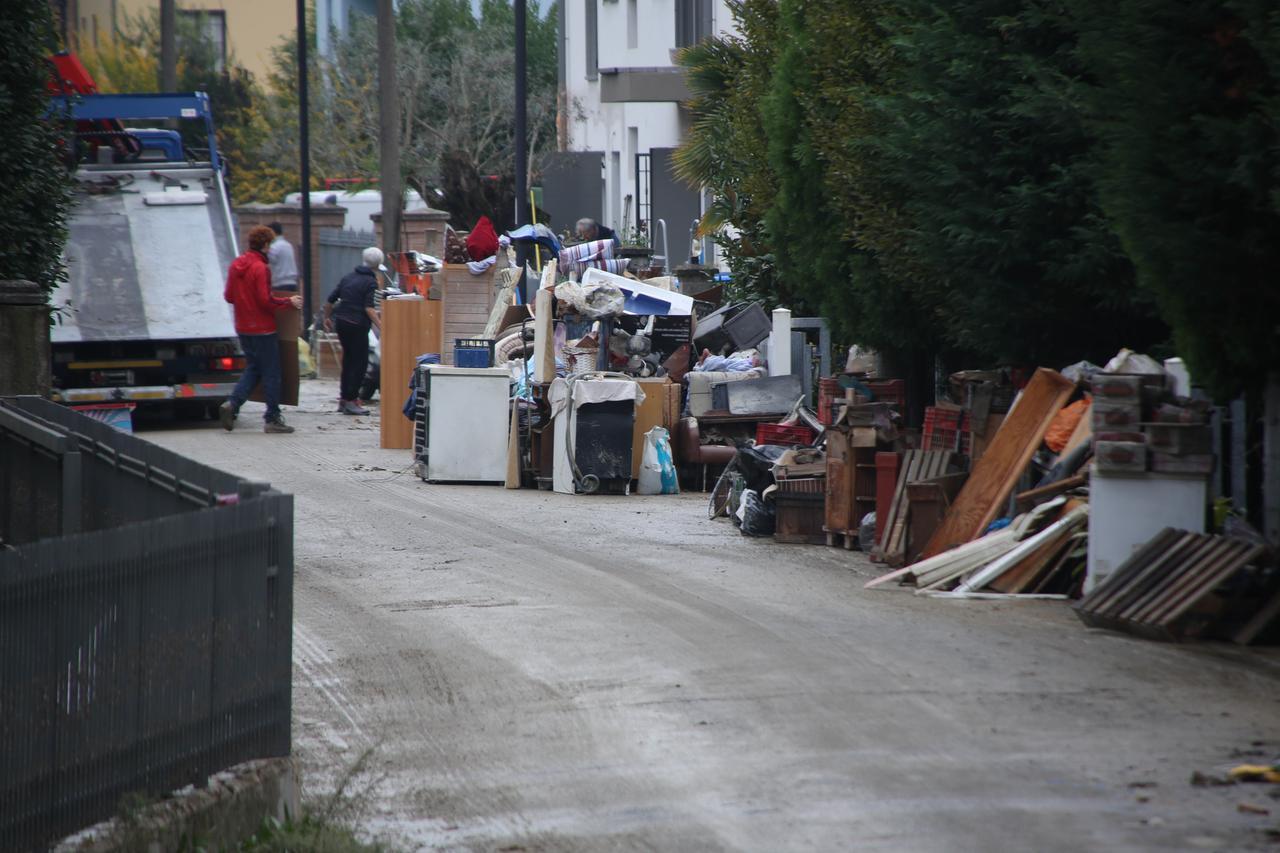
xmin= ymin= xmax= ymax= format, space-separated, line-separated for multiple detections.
xmin=220 ymin=225 xmax=303 ymax=433
xmin=323 ymin=248 xmax=383 ymax=415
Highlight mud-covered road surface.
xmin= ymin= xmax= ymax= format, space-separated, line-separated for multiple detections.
xmin=144 ymin=380 xmax=1280 ymax=852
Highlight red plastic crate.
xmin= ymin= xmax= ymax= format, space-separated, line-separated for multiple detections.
xmin=922 ymin=406 xmax=971 ymax=453
xmin=864 ymin=379 xmax=906 ymax=411
xmin=818 ymin=377 xmax=841 ymax=425
xmin=756 ymin=423 xmax=817 ymax=447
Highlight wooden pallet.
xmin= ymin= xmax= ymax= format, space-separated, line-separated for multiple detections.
xmin=1074 ymin=529 xmax=1267 ymax=641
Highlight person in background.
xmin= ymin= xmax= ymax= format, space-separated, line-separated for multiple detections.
xmin=324 ymin=247 xmax=383 ymax=416
xmin=574 ymin=217 xmax=620 ymax=247
xmin=266 ymin=221 xmax=299 ymax=293
xmin=220 ymin=225 xmax=303 ymax=433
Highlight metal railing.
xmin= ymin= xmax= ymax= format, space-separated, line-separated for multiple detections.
xmin=0 ymin=397 xmax=293 ymax=851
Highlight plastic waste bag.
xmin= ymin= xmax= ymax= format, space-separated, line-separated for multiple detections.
xmin=297 ymin=337 xmax=317 ymax=378
xmin=555 ymin=279 xmax=626 ymax=319
xmin=738 ymin=489 xmax=776 ymax=536
xmin=858 ymin=511 xmax=877 ymax=552
xmin=637 ymin=426 xmax=680 ymax=495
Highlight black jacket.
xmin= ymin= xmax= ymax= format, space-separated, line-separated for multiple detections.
xmin=327 ymin=265 xmax=377 ymax=327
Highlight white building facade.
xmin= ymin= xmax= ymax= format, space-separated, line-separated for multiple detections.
xmin=553 ymin=0 xmax=736 ymax=265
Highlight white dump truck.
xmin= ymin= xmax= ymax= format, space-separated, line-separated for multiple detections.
xmin=47 ymin=89 xmax=244 ymax=413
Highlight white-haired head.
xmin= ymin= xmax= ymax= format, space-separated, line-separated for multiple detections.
xmin=362 ymin=247 xmax=385 ymax=268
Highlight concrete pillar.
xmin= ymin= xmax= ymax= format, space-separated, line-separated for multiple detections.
xmin=371 ymin=208 xmax=451 ymax=259
xmin=234 ymin=202 xmax=347 ymax=317
xmin=0 ymin=281 xmax=50 ymax=396
xmin=769 ymin=307 xmax=792 ymax=377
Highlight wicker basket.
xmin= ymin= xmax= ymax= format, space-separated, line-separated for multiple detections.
xmin=563 ymin=346 xmax=598 ymax=374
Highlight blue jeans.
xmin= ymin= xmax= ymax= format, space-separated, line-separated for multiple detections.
xmin=229 ymin=333 xmax=282 ymax=421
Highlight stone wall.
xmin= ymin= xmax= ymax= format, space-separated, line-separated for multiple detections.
xmin=372 ymin=208 xmax=451 ymax=259
xmin=0 ymin=280 xmax=50 ymax=396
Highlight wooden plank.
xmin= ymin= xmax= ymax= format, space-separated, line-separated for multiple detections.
xmin=877 ymin=450 xmax=917 ymax=556
xmin=920 ymin=368 xmax=1075 ymax=559
xmin=1014 ymin=473 xmax=1088 ymax=514
xmin=824 ymin=428 xmax=856 ymax=537
xmin=1030 ymin=532 xmax=1087 ymax=594
xmin=884 ymin=451 xmax=925 ymax=563
xmin=532 ymin=287 xmax=555 ymax=383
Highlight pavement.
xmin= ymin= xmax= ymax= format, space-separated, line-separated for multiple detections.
xmin=141 ymin=378 xmax=1280 ymax=852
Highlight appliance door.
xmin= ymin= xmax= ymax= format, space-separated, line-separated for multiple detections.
xmin=426 ymin=372 xmax=510 ymax=482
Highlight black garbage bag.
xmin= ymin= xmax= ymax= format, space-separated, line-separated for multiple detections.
xmin=739 ymin=489 xmax=776 ymax=537
xmin=733 ymin=444 xmax=788 ymax=494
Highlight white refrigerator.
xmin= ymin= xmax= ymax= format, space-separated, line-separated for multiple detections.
xmin=417 ymin=366 xmax=510 ymax=483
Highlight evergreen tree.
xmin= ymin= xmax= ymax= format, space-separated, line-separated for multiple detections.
xmin=1070 ymin=0 xmax=1280 ymax=397
xmin=865 ymin=0 xmax=1165 ymax=367
xmin=675 ymin=1 xmax=782 ymax=307
xmin=0 ymin=2 xmax=73 ymax=294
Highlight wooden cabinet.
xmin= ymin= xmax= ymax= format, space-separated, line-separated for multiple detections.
xmin=380 ymin=297 xmax=442 ymax=450
xmin=824 ymin=425 xmax=877 ymax=548
xmin=631 ymin=377 xmax=677 ymax=476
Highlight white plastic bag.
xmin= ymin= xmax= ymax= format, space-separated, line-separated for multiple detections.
xmin=637 ymin=426 xmax=680 ymax=495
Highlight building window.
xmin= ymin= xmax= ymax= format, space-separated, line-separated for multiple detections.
xmin=626 ymin=0 xmax=637 ymax=50
xmin=675 ymin=0 xmax=712 ymax=48
xmin=586 ymin=0 xmax=598 ymax=81
xmin=179 ymin=10 xmax=227 ymax=73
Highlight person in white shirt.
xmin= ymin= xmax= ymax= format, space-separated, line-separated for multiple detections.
xmin=266 ymin=221 xmax=300 ymax=292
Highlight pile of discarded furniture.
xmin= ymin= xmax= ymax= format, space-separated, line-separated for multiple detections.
xmin=708 ymin=348 xmax=1278 ymax=646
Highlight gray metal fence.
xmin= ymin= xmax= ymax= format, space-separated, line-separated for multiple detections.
xmin=318 ymin=228 xmax=375 ymax=304
xmin=0 ymin=397 xmax=293 ymax=851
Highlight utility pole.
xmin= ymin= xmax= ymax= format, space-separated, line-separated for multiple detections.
xmin=377 ymin=0 xmax=401 ymax=255
xmin=159 ymin=0 xmax=177 ymax=91
xmin=514 ymin=0 xmax=529 ymax=277
xmin=297 ymin=0 xmax=313 ymax=322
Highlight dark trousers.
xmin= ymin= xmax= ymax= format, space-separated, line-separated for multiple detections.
xmin=336 ymin=320 xmax=371 ymax=401
xmin=229 ymin=332 xmax=282 ymax=421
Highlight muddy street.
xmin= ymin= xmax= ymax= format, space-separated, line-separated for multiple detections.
xmin=142 ymin=380 xmax=1280 ymax=852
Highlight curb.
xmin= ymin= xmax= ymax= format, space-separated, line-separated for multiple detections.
xmin=53 ymin=757 xmax=300 ymax=852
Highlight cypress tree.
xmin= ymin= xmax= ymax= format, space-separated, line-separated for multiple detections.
xmin=0 ymin=2 xmax=73 ymax=294
xmin=1070 ymin=0 xmax=1280 ymax=397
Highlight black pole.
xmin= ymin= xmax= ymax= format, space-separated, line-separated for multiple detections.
xmin=514 ymin=0 xmax=529 ymax=274
xmin=297 ymin=0 xmax=313 ymax=324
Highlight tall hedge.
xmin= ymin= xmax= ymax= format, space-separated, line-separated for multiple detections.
xmin=1071 ymin=0 xmax=1280 ymax=397
xmin=0 ymin=3 xmax=72 ymax=294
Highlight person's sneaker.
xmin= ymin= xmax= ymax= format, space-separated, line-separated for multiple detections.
xmin=341 ymin=400 xmax=370 ymax=416
xmin=264 ymin=417 xmax=295 ymax=434
xmin=218 ymin=401 xmax=237 ymax=431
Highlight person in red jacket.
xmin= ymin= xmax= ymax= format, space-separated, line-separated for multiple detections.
xmin=219 ymin=225 xmax=303 ymax=433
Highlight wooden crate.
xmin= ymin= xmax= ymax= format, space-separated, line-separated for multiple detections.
xmin=776 ymin=478 xmax=826 ymax=545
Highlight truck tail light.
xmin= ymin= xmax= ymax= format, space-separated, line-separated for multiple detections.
xmin=210 ymin=357 xmax=245 ymax=371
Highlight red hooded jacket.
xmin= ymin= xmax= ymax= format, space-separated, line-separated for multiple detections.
xmin=224 ymin=250 xmax=291 ymax=335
